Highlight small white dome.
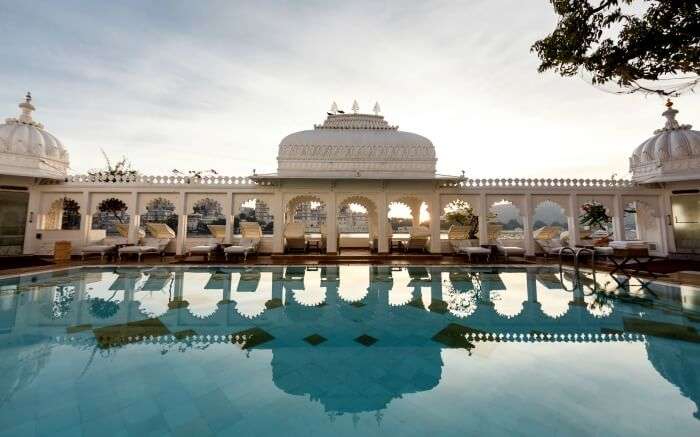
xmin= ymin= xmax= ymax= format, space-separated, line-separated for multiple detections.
xmin=0 ymin=93 xmax=69 ymax=179
xmin=630 ymin=101 xmax=700 ymax=183
xmin=277 ymin=109 xmax=437 ymax=179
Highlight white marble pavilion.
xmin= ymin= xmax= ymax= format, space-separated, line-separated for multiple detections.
xmin=0 ymin=94 xmax=699 ymax=258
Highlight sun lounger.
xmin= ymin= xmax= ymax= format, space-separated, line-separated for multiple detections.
xmin=401 ymin=226 xmax=430 ymax=252
xmin=496 ymin=243 xmax=525 ymax=261
xmin=284 ymin=222 xmax=307 ymax=252
xmin=81 ymin=241 xmax=116 ymax=262
xmin=186 ymin=238 xmax=220 ymax=261
xmin=224 ymin=238 xmax=257 ymax=261
xmin=118 ymin=237 xmax=171 ymax=262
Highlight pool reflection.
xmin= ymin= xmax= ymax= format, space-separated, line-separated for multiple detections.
xmin=0 ymin=265 xmax=699 ymax=427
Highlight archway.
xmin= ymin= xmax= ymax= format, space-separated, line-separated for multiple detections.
xmin=284 ymin=195 xmax=327 ymax=252
xmin=337 ymin=195 xmax=378 ymax=253
xmin=532 ymin=200 xmax=569 ymax=253
xmin=488 ymin=200 xmax=523 ymax=244
xmin=236 ymin=198 xmax=274 ymax=235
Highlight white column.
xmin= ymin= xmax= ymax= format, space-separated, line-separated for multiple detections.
xmin=377 ymin=191 xmax=388 ymax=253
xmin=326 ymin=190 xmax=338 ymax=254
xmin=231 ymin=194 xmax=241 ymax=236
xmin=80 ymin=191 xmax=91 ymax=247
xmin=567 ymin=193 xmax=580 ymax=246
xmin=23 ymin=190 xmax=41 ymax=254
xmin=223 ymin=192 xmax=233 ymax=244
xmin=271 ymin=190 xmax=284 ymax=254
xmin=478 ymin=193 xmax=488 ymax=245
xmin=612 ymin=193 xmax=625 ymax=241
xmin=127 ymin=192 xmax=139 ymax=244
xmin=176 ymin=192 xmax=187 ymax=255
xmin=659 ymin=193 xmax=673 ymax=255
xmin=429 ymin=192 xmax=441 ymax=253
xmin=523 ymin=194 xmax=534 ymax=256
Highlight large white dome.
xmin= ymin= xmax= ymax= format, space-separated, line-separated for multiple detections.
xmin=630 ymin=101 xmax=700 ymax=183
xmin=277 ymin=108 xmax=436 ymax=179
xmin=0 ymin=93 xmax=69 ymax=180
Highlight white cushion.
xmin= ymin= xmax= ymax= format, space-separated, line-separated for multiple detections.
xmin=225 ymin=245 xmax=251 ymax=254
xmin=119 ymin=246 xmax=158 ymax=254
xmin=464 ymin=247 xmax=490 ymax=254
xmin=82 ymin=245 xmax=114 ymax=253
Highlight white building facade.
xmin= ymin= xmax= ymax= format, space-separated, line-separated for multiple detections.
xmin=0 ymin=95 xmax=698 ymax=258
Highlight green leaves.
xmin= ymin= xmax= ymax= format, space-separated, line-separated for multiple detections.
xmin=532 ymin=0 xmax=700 ymax=95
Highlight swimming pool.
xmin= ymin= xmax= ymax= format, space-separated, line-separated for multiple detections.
xmin=0 ymin=265 xmax=698 ymax=436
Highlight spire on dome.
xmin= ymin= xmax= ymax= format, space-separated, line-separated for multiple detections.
xmin=352 ymin=100 xmax=359 ymax=114
xmin=18 ymin=91 xmax=36 ymax=124
xmin=373 ymin=102 xmax=381 ymax=115
xmin=654 ymin=99 xmax=692 ymax=134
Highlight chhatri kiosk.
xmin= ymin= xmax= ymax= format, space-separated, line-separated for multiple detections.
xmin=0 ymin=94 xmax=698 ymax=258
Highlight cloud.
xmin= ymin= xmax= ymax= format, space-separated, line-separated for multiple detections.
xmin=0 ymin=0 xmax=697 ymax=178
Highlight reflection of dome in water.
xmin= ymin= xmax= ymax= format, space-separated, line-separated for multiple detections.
xmin=271 ymin=346 xmax=442 ymax=414
xmin=645 ymin=337 xmax=700 ymax=419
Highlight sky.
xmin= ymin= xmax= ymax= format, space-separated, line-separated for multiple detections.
xmin=1 ymin=0 xmax=697 ymax=179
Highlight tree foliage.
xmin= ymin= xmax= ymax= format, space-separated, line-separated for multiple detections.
xmin=97 ymin=197 xmax=128 ymax=223
xmin=532 ymin=0 xmax=700 ymax=95
xmin=88 ymin=149 xmax=138 ymax=180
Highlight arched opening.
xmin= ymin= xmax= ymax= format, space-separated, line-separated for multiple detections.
xmin=337 ymin=195 xmax=378 ymax=253
xmin=43 ymin=197 xmax=81 ymax=230
xmin=284 ymin=195 xmax=326 ymax=252
xmin=488 ymin=200 xmax=522 ymax=244
xmin=141 ymin=197 xmax=178 ymax=236
xmin=92 ymin=197 xmax=130 ymax=236
xmin=387 ymin=197 xmax=430 ymax=252
xmin=578 ymin=200 xmax=613 ymax=243
xmin=532 ymin=200 xmax=569 ymax=253
xmin=440 ymin=200 xmax=479 ymax=243
xmin=187 ymin=197 xmax=226 ymax=238
xmin=236 ymin=198 xmax=274 ymax=235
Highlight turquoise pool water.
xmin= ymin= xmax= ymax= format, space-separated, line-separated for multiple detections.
xmin=0 ymin=265 xmax=698 ymax=436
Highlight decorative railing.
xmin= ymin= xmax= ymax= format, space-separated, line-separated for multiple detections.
xmin=441 ymin=178 xmax=635 ymax=189
xmin=64 ymin=174 xmax=271 ymax=186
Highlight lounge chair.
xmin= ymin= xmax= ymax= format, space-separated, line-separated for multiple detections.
xmin=81 ymin=239 xmax=117 ymax=262
xmin=495 ymin=243 xmax=526 ymax=261
xmin=401 ymin=226 xmax=429 ymax=252
xmin=118 ymin=237 xmax=171 ymax=262
xmin=224 ymin=238 xmax=257 ymax=261
xmin=284 ymin=222 xmax=307 ymax=253
xmin=240 ymin=222 xmax=263 ymax=243
xmin=447 ymin=225 xmax=472 ymax=253
xmin=118 ymin=223 xmax=175 ymax=261
xmin=186 ymin=238 xmax=220 ymax=261
xmin=207 ymin=224 xmax=227 ymax=241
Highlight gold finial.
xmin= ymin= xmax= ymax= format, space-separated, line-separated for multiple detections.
xmin=665 ymin=98 xmax=673 ymax=108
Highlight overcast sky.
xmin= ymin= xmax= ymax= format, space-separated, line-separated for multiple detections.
xmin=1 ymin=0 xmax=697 ymax=179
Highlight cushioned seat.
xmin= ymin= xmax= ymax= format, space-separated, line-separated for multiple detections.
xmin=462 ymin=246 xmax=490 ymax=262
xmin=496 ymin=244 xmax=525 ymax=261
xmin=187 ymin=244 xmax=218 ymax=261
xmin=81 ymin=244 xmax=116 ymax=262
xmin=224 ymin=238 xmax=258 ymax=262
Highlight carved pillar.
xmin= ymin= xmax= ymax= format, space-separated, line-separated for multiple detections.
xmin=659 ymin=193 xmax=673 ymax=255
xmin=124 ymin=192 xmax=138 ymax=244
xmin=81 ymin=191 xmax=91 ymax=246
xmin=377 ymin=190 xmax=388 ymax=253
xmin=478 ymin=193 xmax=488 ymax=245
xmin=176 ymin=192 xmax=187 ymax=255
xmin=22 ymin=190 xmax=41 ymax=254
xmin=523 ymin=194 xmax=534 ymax=256
xmin=271 ymin=190 xmax=284 ymax=254
xmin=567 ymin=193 xmax=580 ymax=246
xmin=429 ymin=193 xmax=441 ymax=253
xmin=612 ymin=193 xmax=625 ymax=241
xmin=326 ymin=189 xmax=338 ymax=254
xmin=223 ymin=192 xmax=233 ymax=244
